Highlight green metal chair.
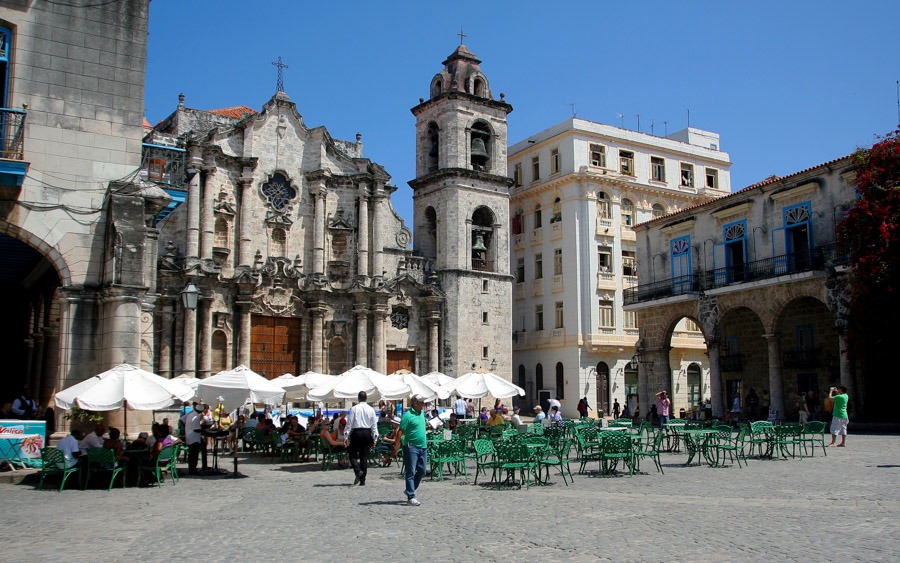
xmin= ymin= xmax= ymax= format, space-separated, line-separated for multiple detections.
xmin=84 ymin=448 xmax=126 ymax=491
xmin=496 ymin=442 xmax=538 ymax=490
xmin=319 ymin=437 xmax=346 ymax=471
xmin=599 ymin=432 xmax=635 ymax=477
xmin=771 ymin=424 xmax=803 ymax=459
xmin=139 ymin=444 xmax=180 ymax=487
xmin=711 ymin=426 xmax=746 ymax=468
xmin=799 ymin=421 xmax=827 ymax=456
xmin=632 ymin=428 xmax=664 ymax=474
xmin=575 ymin=427 xmax=602 ymax=474
xmin=38 ymin=447 xmax=81 ymax=492
xmin=538 ymin=437 xmax=575 ymax=485
xmin=472 ymin=439 xmax=499 ymax=485
xmin=428 ymin=438 xmax=467 ymax=482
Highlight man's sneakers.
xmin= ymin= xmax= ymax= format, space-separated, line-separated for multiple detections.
xmin=353 ymin=474 xmax=360 ymax=486
xmin=407 ymin=497 xmax=421 ymax=506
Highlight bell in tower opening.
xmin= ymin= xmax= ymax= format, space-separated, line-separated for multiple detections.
xmin=470 ymin=122 xmax=491 ymax=171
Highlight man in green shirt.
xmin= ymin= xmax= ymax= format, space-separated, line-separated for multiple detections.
xmin=828 ymin=386 xmax=850 ymax=447
xmin=400 ymin=394 xmax=428 ymax=506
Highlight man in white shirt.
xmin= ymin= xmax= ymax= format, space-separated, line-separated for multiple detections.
xmin=510 ymin=406 xmax=524 ymax=429
xmin=453 ymin=395 xmax=467 ymax=419
xmin=57 ymin=429 xmax=84 ymax=468
xmin=181 ymin=403 xmax=207 ymax=475
xmin=80 ymin=423 xmax=106 ymax=452
xmin=548 ymin=398 xmax=561 ymax=415
xmin=344 ymin=391 xmax=378 ymax=486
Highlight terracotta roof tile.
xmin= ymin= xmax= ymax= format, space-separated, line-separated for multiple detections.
xmin=143 ymin=117 xmax=152 ymax=128
xmin=205 ymin=105 xmax=257 ymax=119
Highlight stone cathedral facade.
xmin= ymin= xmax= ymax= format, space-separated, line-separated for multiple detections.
xmin=145 ymin=44 xmax=512 ymax=382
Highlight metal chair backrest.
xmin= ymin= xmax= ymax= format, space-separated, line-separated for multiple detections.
xmin=41 ymin=446 xmax=67 ymax=470
xmin=601 ymin=432 xmax=633 ymax=454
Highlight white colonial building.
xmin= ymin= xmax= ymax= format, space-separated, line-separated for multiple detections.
xmin=508 ymin=119 xmax=731 ymax=418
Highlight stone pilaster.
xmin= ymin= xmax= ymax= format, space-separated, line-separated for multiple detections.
xmin=354 ymin=304 xmax=369 ymax=366
xmin=197 ymin=295 xmax=212 ymax=378
xmin=372 ymin=304 xmax=388 ymax=373
xmin=182 ymin=302 xmax=197 ymax=377
xmin=312 ymin=181 xmax=326 ymax=273
xmin=237 ymin=169 xmax=254 ymax=267
xmin=185 ymin=146 xmax=202 ymax=268
xmin=357 ymin=184 xmax=369 ymax=278
xmin=371 ymin=187 xmax=385 ymax=277
xmin=428 ymin=315 xmax=441 ymax=374
xmin=235 ymin=299 xmax=252 ymax=367
xmin=707 ymin=340 xmax=724 ymax=418
xmin=199 ymin=160 xmax=217 ymax=261
xmin=309 ymin=303 xmax=326 ymax=372
xmin=763 ymin=333 xmax=785 ymax=420
xmin=157 ymin=297 xmax=175 ymax=378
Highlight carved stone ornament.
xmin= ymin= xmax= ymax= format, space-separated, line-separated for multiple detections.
xmin=260 ymin=172 xmax=297 ymax=216
xmin=390 ymin=306 xmax=410 ymax=329
xmin=396 ymin=227 xmax=412 ymax=247
xmin=251 ymin=285 xmax=302 ymax=316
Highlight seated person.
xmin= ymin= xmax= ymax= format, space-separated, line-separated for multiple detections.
xmin=130 ymin=432 xmax=151 ymax=451
xmin=428 ymin=409 xmax=444 ymax=429
xmin=486 ymin=409 xmax=506 ymax=427
xmin=57 ymin=428 xmax=84 ymax=468
xmin=478 ymin=407 xmax=489 ymax=423
xmin=80 ymin=422 xmax=106 ymax=451
xmin=445 ymin=413 xmax=459 ymax=433
xmin=103 ymin=427 xmax=128 ymax=462
xmin=374 ymin=416 xmax=403 ymax=467
xmin=319 ymin=425 xmax=346 ymax=452
xmin=549 ymin=405 xmax=563 ymax=424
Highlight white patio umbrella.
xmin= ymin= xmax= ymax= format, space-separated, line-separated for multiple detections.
xmin=197 ymin=365 xmax=285 ymax=412
xmin=307 ymin=365 xmax=410 ymax=402
xmin=279 ymin=371 xmax=335 ymax=401
xmin=454 ymin=370 xmax=526 ymax=399
xmin=421 ymin=371 xmax=457 ymax=397
xmin=388 ymin=370 xmax=448 ymax=401
xmin=173 ymin=373 xmax=202 ymax=392
xmin=55 ymin=363 xmax=195 ymax=412
xmin=271 ymin=373 xmax=297 ymax=385
xmin=54 ymin=364 xmax=196 ymax=436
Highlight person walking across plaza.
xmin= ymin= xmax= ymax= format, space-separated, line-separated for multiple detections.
xmin=577 ymin=397 xmax=591 ymax=419
xmin=400 ymin=394 xmax=427 ymax=506
xmin=655 ymin=390 xmax=671 ymax=427
xmin=453 ymin=395 xmax=467 ymax=420
xmin=345 ymin=391 xmax=378 ymax=486
xmin=612 ymin=399 xmax=620 ymax=419
xmin=828 ymin=386 xmax=850 ymax=447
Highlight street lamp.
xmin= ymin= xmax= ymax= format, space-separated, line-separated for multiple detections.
xmin=489 ymin=358 xmax=497 ymax=372
xmin=181 ymin=279 xmax=199 ymax=310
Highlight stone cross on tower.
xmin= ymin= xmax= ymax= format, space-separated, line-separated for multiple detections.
xmin=457 ymin=27 xmax=467 ymax=45
xmin=272 ymin=56 xmax=288 ymax=93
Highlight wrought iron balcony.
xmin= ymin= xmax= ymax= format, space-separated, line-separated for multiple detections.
xmin=140 ymin=143 xmax=186 ymax=188
xmin=626 ymin=242 xmax=848 ymax=305
xmin=472 ymin=259 xmax=494 ymax=272
xmin=0 ymin=108 xmax=29 ymax=197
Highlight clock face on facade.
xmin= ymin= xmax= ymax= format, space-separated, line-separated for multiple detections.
xmin=262 ymin=173 xmax=296 ymax=212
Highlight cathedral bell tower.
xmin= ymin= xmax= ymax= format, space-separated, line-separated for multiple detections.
xmin=409 ymin=43 xmax=513 ymax=378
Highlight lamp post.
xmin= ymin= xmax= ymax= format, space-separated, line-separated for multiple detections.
xmin=181 ymin=279 xmax=199 ymax=310
xmin=181 ymin=279 xmax=199 ymax=379
xmin=489 ymin=358 xmax=497 ymax=372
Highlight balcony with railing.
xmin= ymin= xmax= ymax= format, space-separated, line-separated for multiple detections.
xmin=0 ymin=108 xmax=28 ymax=198
xmin=472 ymin=258 xmax=494 ymax=272
xmin=625 ymin=243 xmax=848 ymax=305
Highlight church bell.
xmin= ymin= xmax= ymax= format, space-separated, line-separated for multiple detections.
xmin=472 ymin=234 xmax=487 ymax=251
xmin=471 ymin=137 xmax=489 ymax=162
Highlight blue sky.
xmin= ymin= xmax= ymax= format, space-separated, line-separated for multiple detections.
xmin=145 ymin=0 xmax=899 ymax=229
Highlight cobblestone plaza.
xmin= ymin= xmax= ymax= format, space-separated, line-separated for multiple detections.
xmin=2 ymin=433 xmax=897 ymax=561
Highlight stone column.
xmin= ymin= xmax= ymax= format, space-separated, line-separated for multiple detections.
xmin=309 ymin=304 xmax=326 ymax=372
xmin=371 ymin=188 xmax=385 ymax=277
xmin=372 ymin=305 xmax=388 ymax=374
xmin=707 ymin=340 xmax=724 ymax=418
xmin=185 ymin=146 xmax=203 ymax=268
xmin=763 ymin=333 xmax=786 ymax=420
xmin=428 ymin=314 xmax=441 ymax=373
xmin=235 ymin=299 xmax=252 ymax=367
xmin=104 ymin=291 xmax=143 ymax=366
xmin=158 ymin=298 xmax=175 ymax=378
xmin=182 ymin=303 xmax=197 ymax=377
xmin=197 ymin=295 xmax=212 ymax=378
xmin=354 ymin=304 xmax=369 ymax=366
xmin=312 ymin=182 xmax=327 ymax=274
xmin=199 ymin=160 xmax=217 ymax=261
xmin=40 ymin=327 xmax=59 ymax=409
xmin=237 ymin=170 xmax=254 ymax=267
xmin=357 ymin=185 xmax=370 ymax=278
xmin=837 ymin=330 xmax=857 ymax=416
xmin=31 ymin=333 xmax=47 ymax=399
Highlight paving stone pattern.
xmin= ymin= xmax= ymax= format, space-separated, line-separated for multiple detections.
xmin=1 ymin=434 xmax=898 ymax=561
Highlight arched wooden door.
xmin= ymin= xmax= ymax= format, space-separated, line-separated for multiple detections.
xmin=595 ymin=362 xmax=610 ymax=414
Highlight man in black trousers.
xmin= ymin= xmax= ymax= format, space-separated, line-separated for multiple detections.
xmin=344 ymin=391 xmax=379 ymax=486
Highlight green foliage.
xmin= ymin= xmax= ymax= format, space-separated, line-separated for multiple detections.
xmin=63 ymin=406 xmax=104 ymax=424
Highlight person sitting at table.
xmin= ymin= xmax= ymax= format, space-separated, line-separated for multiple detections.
xmin=479 ymin=407 xmax=489 ymax=423
xmin=374 ymin=416 xmax=403 ymax=467
xmin=80 ymin=422 xmax=106 ymax=452
xmin=494 ymin=398 xmax=505 ymax=413
xmin=429 ymin=409 xmax=444 ymax=428
xmin=533 ymin=405 xmax=546 ymax=424
xmin=57 ymin=428 xmax=84 ymax=468
xmin=549 ymin=405 xmax=563 ymax=425
xmin=486 ymin=409 xmax=505 ymax=427
xmin=510 ymin=406 xmax=524 ymax=429
xmin=319 ymin=422 xmax=348 ymax=467
xmin=501 ymin=407 xmax=512 ymax=422
xmin=131 ymin=432 xmax=151 ymax=450
xmin=103 ymin=427 xmax=128 ymax=462
xmin=445 ymin=414 xmax=459 ymax=433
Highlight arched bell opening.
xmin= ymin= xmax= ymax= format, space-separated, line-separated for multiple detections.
xmin=471 ymin=206 xmax=495 ymax=272
xmin=470 ymin=121 xmax=491 ymax=172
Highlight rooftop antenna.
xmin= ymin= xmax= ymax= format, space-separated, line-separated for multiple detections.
xmin=567 ymin=102 xmax=577 ymax=118
xmin=636 ymin=114 xmax=641 ymax=133
xmin=687 ymin=108 xmax=691 ymax=128
xmin=664 ymin=120 xmax=668 ymax=136
xmin=457 ymin=27 xmax=467 ymax=45
xmin=896 ymin=80 xmax=899 ymax=125
xmin=616 ymin=113 xmax=625 ymax=128
xmin=650 ymin=119 xmax=655 ymax=136
xmin=272 ymin=56 xmax=288 ymax=93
